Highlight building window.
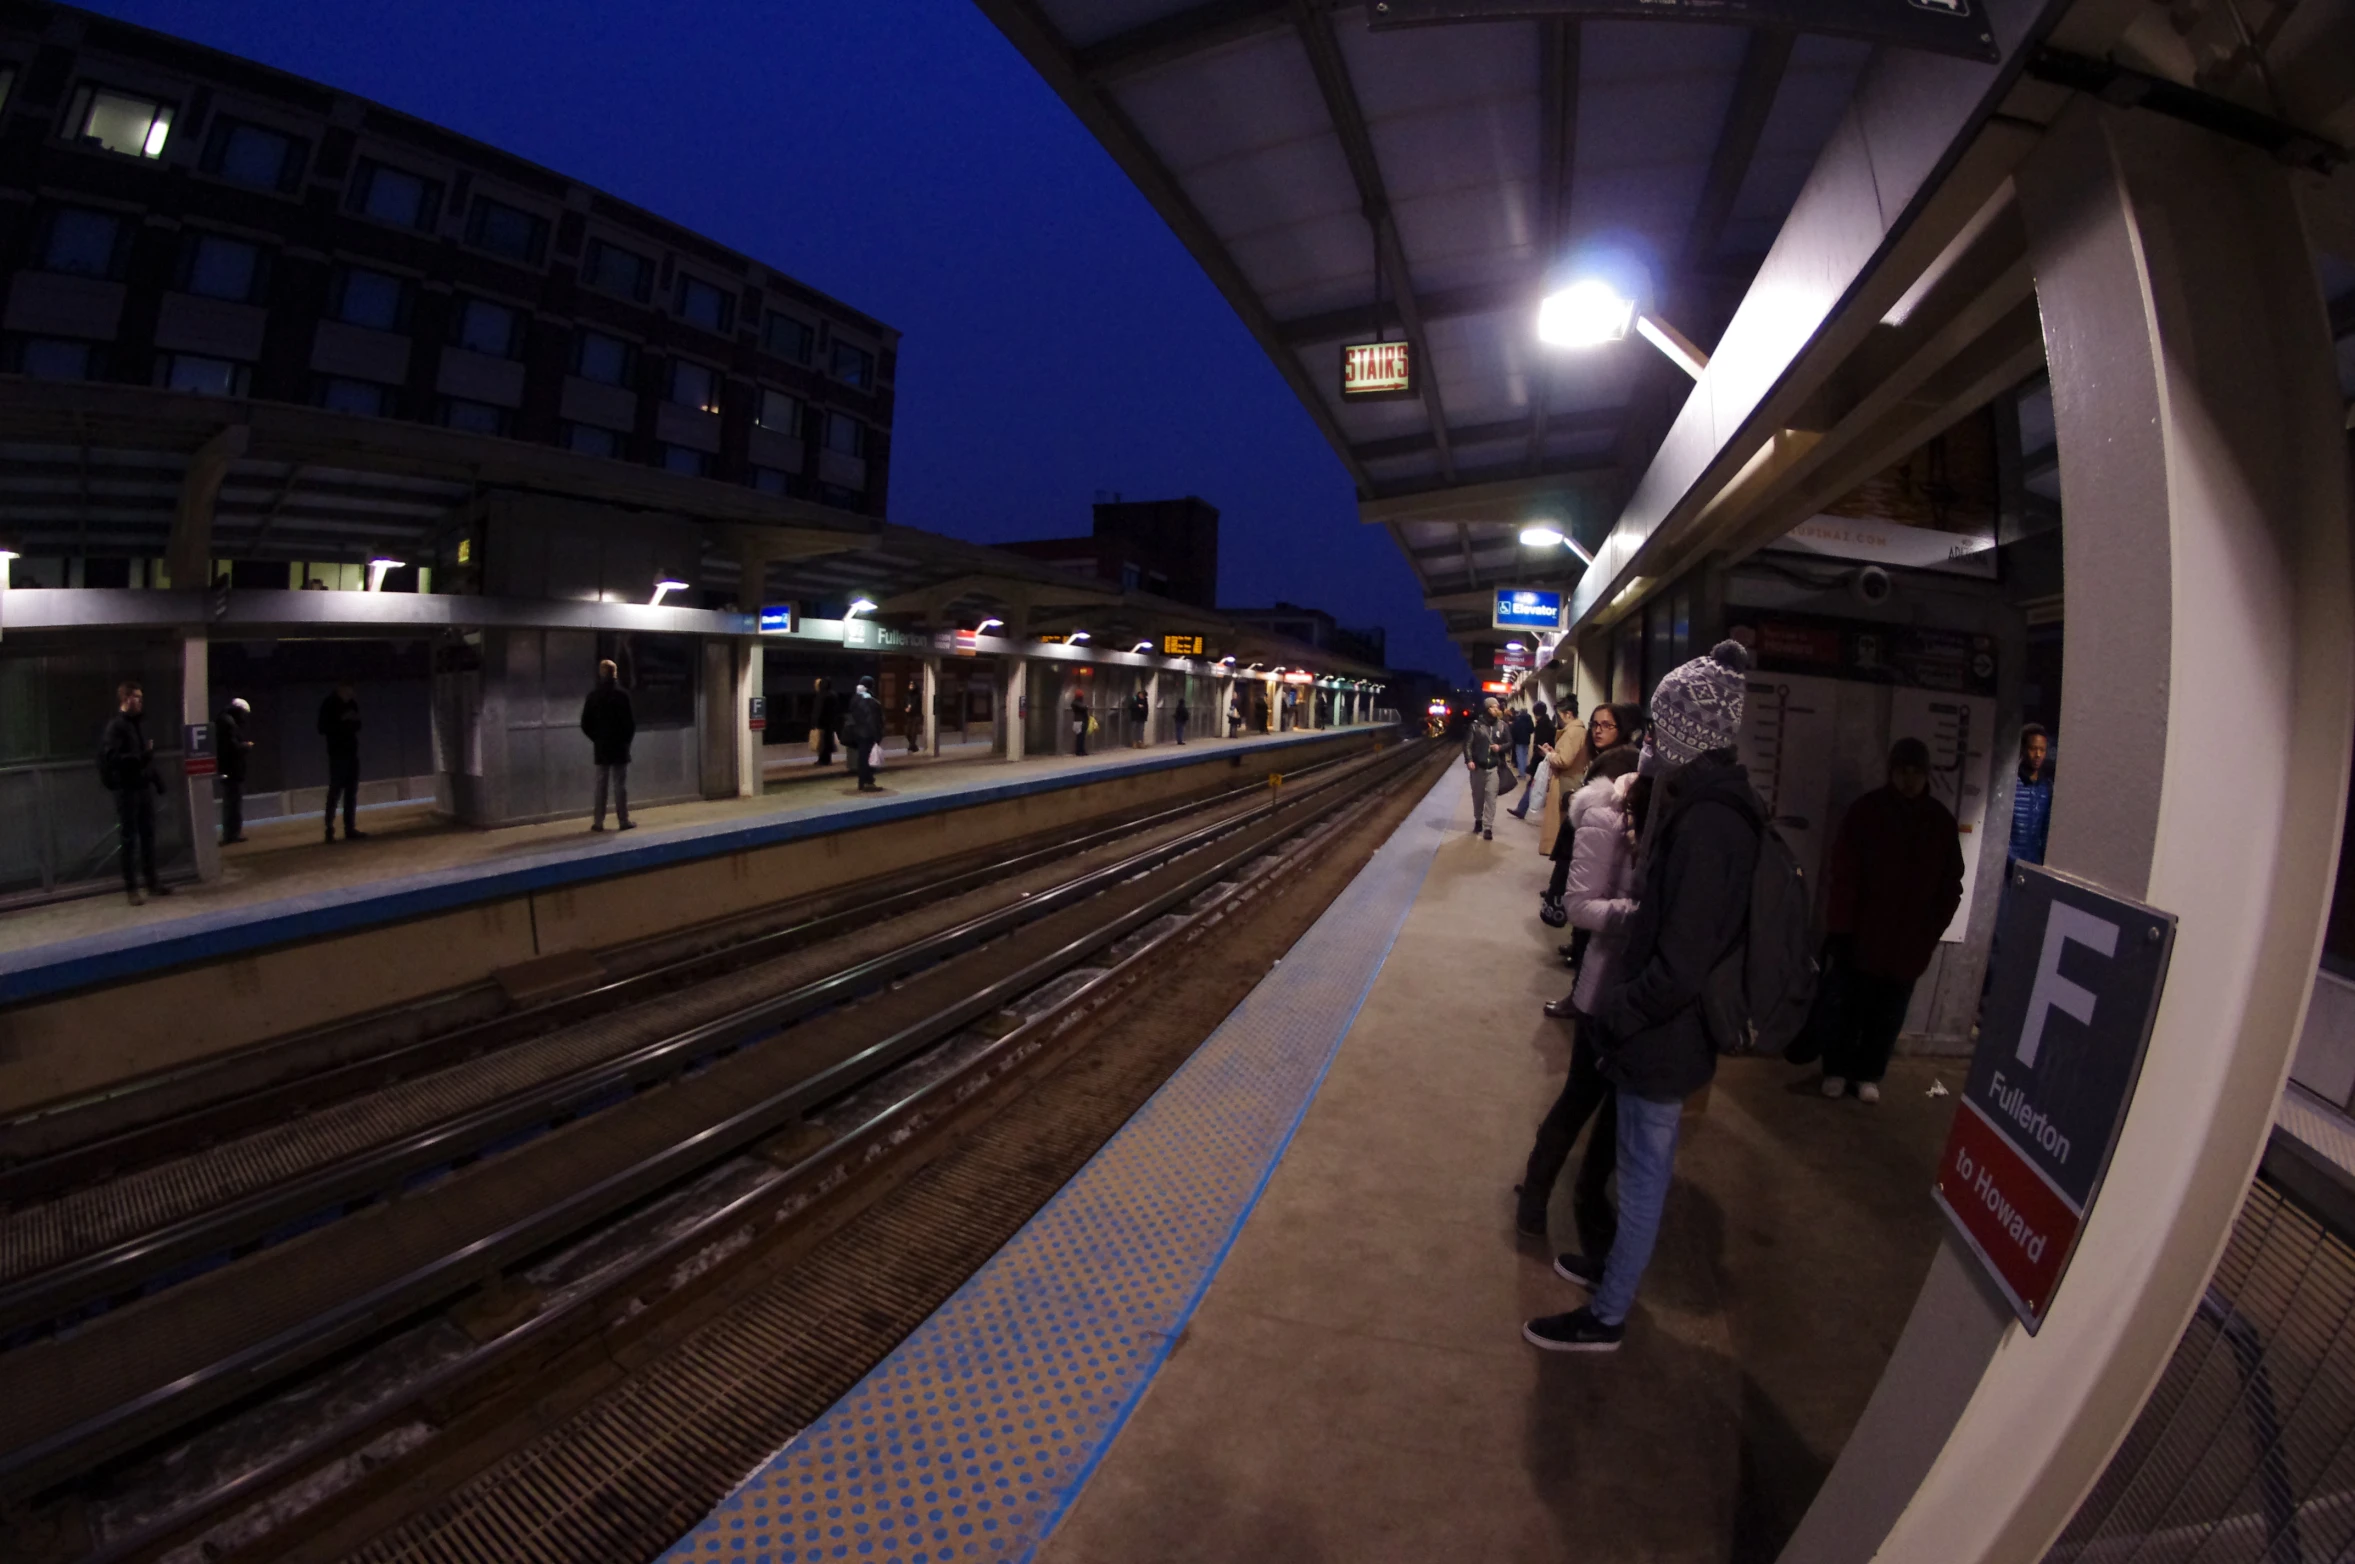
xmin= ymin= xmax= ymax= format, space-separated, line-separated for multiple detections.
xmin=582 ymin=238 xmax=652 ymax=302
xmin=452 ymin=297 xmax=519 ymax=358
xmin=756 ymin=388 xmax=799 ymax=434
xmin=201 ymin=118 xmax=302 ymax=190
xmin=350 ymin=159 xmax=441 ymax=231
xmin=317 ymin=377 xmax=389 ymax=416
xmin=818 ymin=483 xmax=863 ymax=509
xmin=831 ymin=341 xmax=874 ymax=389
xmin=162 ymin=355 xmax=247 ymax=396
xmin=659 ymin=444 xmax=709 ymax=478
xmin=17 ymin=338 xmax=96 ymax=380
xmin=573 ymin=329 xmax=634 ymax=385
xmin=332 ymin=267 xmax=408 ymax=331
xmin=564 ymin=423 xmax=623 ymax=459
xmin=824 ymin=412 xmax=865 ymax=458
xmin=668 ymin=359 xmax=719 ymax=414
xmin=41 ymin=207 xmax=125 ymax=278
xmin=1120 ymin=562 xmax=1142 ymax=592
xmin=183 ymin=234 xmax=263 ymax=303
xmin=467 ymin=197 xmax=547 ymax=264
xmin=675 ymin=275 xmax=731 ymax=333
xmin=67 ymin=85 xmax=173 ymax=158
xmin=749 ymin=466 xmax=789 ymax=495
xmin=442 ymin=398 xmax=507 ymax=436
xmin=763 ymin=312 xmax=813 ymax=363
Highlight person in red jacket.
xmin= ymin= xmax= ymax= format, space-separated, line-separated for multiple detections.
xmin=1817 ymin=737 xmax=1965 ymax=1103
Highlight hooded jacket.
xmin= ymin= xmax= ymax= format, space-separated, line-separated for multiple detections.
xmin=1564 ymin=772 xmax=1641 ymax=1012
xmin=1824 ymin=784 xmax=1965 ymax=982
xmin=1591 ymin=750 xmax=1764 ymax=1101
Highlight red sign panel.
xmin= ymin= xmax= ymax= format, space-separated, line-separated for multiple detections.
xmin=1933 ymin=1100 xmax=2081 ymax=1326
xmin=182 ymin=755 xmax=217 ymax=777
xmin=1342 ymin=340 xmax=1413 ymax=398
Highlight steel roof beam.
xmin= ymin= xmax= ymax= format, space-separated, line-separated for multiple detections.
xmin=1352 ymin=406 xmax=1618 ymax=464
xmin=1074 ymin=0 xmax=1293 ymax=84
xmin=972 ymin=0 xmax=1376 ymax=494
xmin=1288 ymin=0 xmax=1456 ymax=482
xmin=1680 ymin=30 xmax=1794 ymax=277
xmin=1528 ymin=19 xmax=1582 ymax=472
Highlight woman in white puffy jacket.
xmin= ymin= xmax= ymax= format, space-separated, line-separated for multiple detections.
xmin=1548 ymin=751 xmax=1643 ymax=1018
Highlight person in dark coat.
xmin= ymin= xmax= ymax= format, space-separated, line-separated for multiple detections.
xmin=812 ymin=678 xmax=841 ymax=767
xmin=1070 ymin=690 xmax=1092 ymax=757
xmin=580 ymin=659 xmax=637 ymax=832
xmin=1815 ymin=737 xmax=1966 ymax=1103
xmin=839 ymin=676 xmax=886 ymax=791
xmin=318 ymin=681 xmax=366 ymax=841
xmin=216 ymin=696 xmax=253 ymax=844
xmin=100 ymin=681 xmax=170 ymax=905
xmin=1174 ymin=697 xmax=1190 ymax=744
xmin=2009 ymin=723 xmax=2053 ymax=866
xmin=1128 ymin=688 xmax=1150 ymax=748
xmin=1509 ymin=705 xmax=1536 ymax=774
xmin=1527 ymin=641 xmax=1757 ymax=1354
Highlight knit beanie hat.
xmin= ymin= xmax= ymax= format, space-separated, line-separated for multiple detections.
xmin=1643 ymin=640 xmax=1751 ymax=771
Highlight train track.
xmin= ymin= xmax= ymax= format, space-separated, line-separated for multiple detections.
xmin=1 ymin=736 xmax=1441 ymax=1564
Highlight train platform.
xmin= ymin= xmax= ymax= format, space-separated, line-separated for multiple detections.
xmin=661 ymin=764 xmax=1962 ymax=1564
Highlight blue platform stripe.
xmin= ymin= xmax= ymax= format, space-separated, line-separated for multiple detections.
xmin=659 ymin=766 xmax=1457 ymax=1564
xmin=0 ymin=727 xmax=1372 ymax=1008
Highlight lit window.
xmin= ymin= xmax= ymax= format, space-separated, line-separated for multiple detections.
xmin=763 ymin=312 xmax=812 ymax=363
xmin=467 ymin=197 xmax=546 ymax=264
xmin=442 ymin=399 xmax=506 ymax=435
xmin=824 ymin=412 xmax=864 ymax=458
xmin=202 ymin=118 xmax=299 ymax=189
xmin=42 ymin=207 xmax=123 ymax=277
xmin=351 ymin=159 xmax=440 ymax=230
xmin=582 ymin=239 xmax=651 ymax=302
xmin=317 ymin=377 xmax=389 ymax=416
xmin=185 ymin=234 xmax=261 ymax=302
xmin=164 ymin=355 xmax=245 ymax=396
xmin=453 ymin=297 xmax=519 ymax=358
xmin=749 ymin=467 xmax=788 ymax=495
xmin=333 ymin=267 xmax=406 ymax=331
xmin=660 ymin=444 xmax=709 ymax=478
xmin=574 ymin=330 xmax=633 ymax=386
xmin=831 ymin=341 xmax=874 ymax=389
xmin=668 ymin=359 xmax=719 ymax=414
xmin=19 ymin=339 xmax=95 ymax=380
xmin=756 ymin=388 xmax=798 ymax=434
xmin=564 ymin=423 xmax=622 ymax=459
xmin=676 ymin=276 xmax=730 ymax=333
xmin=69 ymin=86 xmax=173 ymax=158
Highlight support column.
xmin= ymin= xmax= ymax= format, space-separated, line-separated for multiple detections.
xmin=736 ymin=640 xmax=764 ymax=798
xmin=999 ymin=656 xmax=1026 ymax=763
xmin=1146 ymin=669 xmax=1161 ymax=746
xmin=1781 ymin=100 xmax=2352 ymax=1564
xmin=182 ymin=633 xmax=219 ymax=882
xmin=922 ymin=656 xmax=940 ymax=756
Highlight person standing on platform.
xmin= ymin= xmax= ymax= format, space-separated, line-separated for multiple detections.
xmin=812 ymin=678 xmax=840 ymax=768
xmin=581 ymin=659 xmax=637 ymax=833
xmin=216 ymin=696 xmax=253 ymax=844
xmin=1128 ymin=687 xmax=1150 ymax=747
xmin=1228 ymin=694 xmax=1243 ymax=737
xmin=1070 ymin=690 xmax=1092 ymax=757
xmin=841 ymin=676 xmax=885 ymax=791
xmin=904 ymin=688 xmax=922 ymax=753
xmin=1814 ymin=738 xmax=1965 ymax=1103
xmin=2009 ymin=723 xmax=2053 ymax=866
xmin=1510 ymin=698 xmax=1569 ymax=820
xmin=100 ymin=681 xmax=169 ymax=905
xmin=1464 ymin=696 xmax=1507 ymax=839
xmin=1526 ymin=641 xmax=1757 ymax=1353
xmin=1509 ymin=703 xmax=1535 ymax=775
xmin=1542 ymin=704 xmax=1639 ymax=957
xmin=318 ymin=681 xmax=366 ymax=842
xmin=1174 ymin=696 xmax=1190 ymax=744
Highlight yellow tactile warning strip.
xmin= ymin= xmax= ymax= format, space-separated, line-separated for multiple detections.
xmin=659 ymin=770 xmax=1458 ymax=1564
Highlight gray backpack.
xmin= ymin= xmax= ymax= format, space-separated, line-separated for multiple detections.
xmin=1701 ymin=818 xmax=1820 ymax=1057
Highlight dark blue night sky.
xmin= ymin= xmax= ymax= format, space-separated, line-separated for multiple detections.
xmin=78 ymin=0 xmax=1469 ymax=681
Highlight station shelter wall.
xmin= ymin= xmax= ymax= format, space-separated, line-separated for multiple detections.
xmin=0 ymin=636 xmax=193 ymax=900
xmin=450 ymin=627 xmax=703 ymax=826
xmin=209 ymin=639 xmax=437 ymax=821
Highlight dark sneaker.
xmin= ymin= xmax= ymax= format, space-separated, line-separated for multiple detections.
xmin=1512 ymin=1184 xmax=1546 ymax=1239
xmin=1524 ymin=1307 xmax=1623 ymax=1352
xmin=345 ymin=828 xmax=371 ymax=840
xmin=618 ymin=820 xmax=637 ymax=830
xmin=1482 ymin=828 xmax=1493 ymax=840
xmin=1552 ymin=1253 xmax=1602 ymax=1292
xmin=149 ymin=883 xmax=172 ymax=897
xmin=590 ymin=823 xmax=605 ymax=833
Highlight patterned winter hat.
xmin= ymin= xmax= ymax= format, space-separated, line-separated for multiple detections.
xmin=1643 ymin=640 xmax=1751 ymax=771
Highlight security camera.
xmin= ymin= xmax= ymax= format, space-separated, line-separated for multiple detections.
xmin=1851 ymin=565 xmax=1893 ymax=607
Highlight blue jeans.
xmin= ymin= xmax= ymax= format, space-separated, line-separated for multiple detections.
xmin=1593 ymin=1093 xmax=1684 ymax=1326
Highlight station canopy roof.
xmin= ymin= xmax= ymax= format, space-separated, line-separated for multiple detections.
xmin=976 ymin=0 xmax=1890 ymax=648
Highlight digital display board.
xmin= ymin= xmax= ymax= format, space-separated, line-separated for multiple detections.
xmin=1492 ymin=588 xmax=1564 ymax=632
xmin=1162 ymin=634 xmax=1207 ymax=656
xmin=1342 ymin=341 xmax=1414 ymax=400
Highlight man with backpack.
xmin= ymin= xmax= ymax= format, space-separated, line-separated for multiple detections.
xmin=1526 ymin=640 xmax=1765 ymax=1353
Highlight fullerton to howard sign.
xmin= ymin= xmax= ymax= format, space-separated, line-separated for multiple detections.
xmin=1932 ymin=864 xmax=2175 ymax=1333
xmin=1342 ymin=341 xmax=1413 ymax=398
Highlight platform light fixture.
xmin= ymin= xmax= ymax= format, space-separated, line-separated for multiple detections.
xmin=1132 ymin=640 xmax=1152 ymax=653
xmin=845 ymin=596 xmax=877 ymax=618
xmin=1538 ymin=278 xmax=1709 ymax=382
xmin=367 ymin=556 xmax=403 ymax=592
xmin=1066 ymin=630 xmax=1090 ymax=644
xmin=1518 ymin=524 xmax=1596 ymax=566
xmin=974 ymin=617 xmax=1003 ymax=633
xmin=647 ymin=577 xmax=688 ymax=606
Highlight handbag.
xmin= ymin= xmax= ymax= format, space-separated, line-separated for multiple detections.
xmin=868 ymin=743 xmax=885 ymax=768
xmin=1494 ymin=753 xmax=1519 ymax=792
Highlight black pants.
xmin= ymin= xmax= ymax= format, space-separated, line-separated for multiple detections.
xmin=220 ymin=776 xmax=243 ymax=842
xmin=854 ymin=746 xmax=877 ymax=789
xmin=1073 ymin=726 xmax=1088 ymax=757
xmin=115 ymin=785 xmax=158 ymax=892
xmin=1175 ymin=719 xmax=1187 ymax=744
xmin=1820 ymin=965 xmax=1917 ymax=1084
xmin=816 ymin=731 xmax=836 ymax=766
xmin=1520 ymin=1029 xmax=1619 ymax=1258
xmin=325 ymin=754 xmax=359 ymax=836
xmin=1546 ymin=855 xmax=1571 ymax=900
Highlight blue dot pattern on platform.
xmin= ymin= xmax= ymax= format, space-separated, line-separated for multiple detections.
xmin=659 ymin=769 xmax=1458 ymax=1564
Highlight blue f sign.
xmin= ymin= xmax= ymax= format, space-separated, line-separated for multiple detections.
xmin=2017 ymin=904 xmax=2120 ymax=1067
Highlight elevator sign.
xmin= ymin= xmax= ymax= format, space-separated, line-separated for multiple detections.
xmin=1933 ymin=864 xmax=2175 ymax=1333
xmin=1493 ymin=588 xmax=1564 ymax=632
xmin=1342 ymin=341 xmax=1414 ymax=400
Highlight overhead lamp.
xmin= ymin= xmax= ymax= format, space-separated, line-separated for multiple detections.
xmin=1518 ymin=524 xmax=1596 ymax=566
xmin=368 ymin=556 xmax=403 ymax=592
xmin=1538 ymin=278 xmax=1709 ymax=381
xmin=974 ymin=617 xmax=1003 ymax=633
xmin=1505 ymin=641 xmax=1525 ymax=653
xmin=846 ymin=597 xmax=877 ymax=618
xmin=1132 ymin=640 xmax=1152 ymax=654
xmin=648 ymin=577 xmax=688 ymax=606
xmin=1067 ymin=630 xmax=1090 ymax=644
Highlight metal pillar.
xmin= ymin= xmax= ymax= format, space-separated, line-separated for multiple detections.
xmin=1146 ymin=669 xmax=1161 ymax=745
xmin=1781 ymin=99 xmax=2352 ymax=1564
xmin=182 ymin=633 xmax=218 ymax=882
xmin=999 ymin=656 xmax=1026 ymax=763
xmin=736 ymin=640 xmax=763 ymax=798
xmin=922 ymin=656 xmax=940 ymax=756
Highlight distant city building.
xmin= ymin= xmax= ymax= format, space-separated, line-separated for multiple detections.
xmin=1222 ymin=601 xmax=1387 ymax=669
xmin=1000 ymin=495 xmax=1219 ymax=608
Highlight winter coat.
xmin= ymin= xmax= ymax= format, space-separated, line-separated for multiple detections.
xmin=1590 ymin=751 xmax=1765 ymax=1102
xmin=1532 ymin=713 xmax=1558 ymax=750
xmin=1536 ymin=718 xmax=1594 ymax=857
xmin=1824 ymin=784 xmax=1966 ymax=982
xmin=1462 ymin=714 xmax=1506 ymax=769
xmin=2009 ymin=768 xmax=2053 ymax=866
xmin=1564 ymin=773 xmax=1641 ymax=1012
xmin=317 ymin=692 xmax=361 ymax=762
xmin=99 ymin=710 xmax=161 ymax=794
xmin=215 ymin=706 xmax=250 ymax=783
xmin=816 ymin=691 xmax=844 ymax=737
xmin=837 ymin=689 xmax=885 ymax=750
xmin=1509 ymin=711 xmax=1534 ymax=747
xmin=579 ymin=681 xmax=637 ymax=766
